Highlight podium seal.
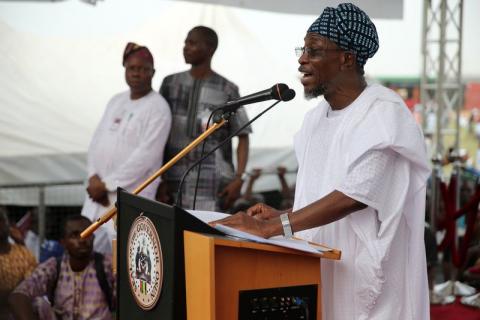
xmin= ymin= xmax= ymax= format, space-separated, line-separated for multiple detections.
xmin=127 ymin=214 xmax=163 ymax=310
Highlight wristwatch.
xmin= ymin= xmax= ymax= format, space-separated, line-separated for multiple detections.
xmin=280 ymin=213 xmax=293 ymax=238
xmin=234 ymin=172 xmax=248 ymax=181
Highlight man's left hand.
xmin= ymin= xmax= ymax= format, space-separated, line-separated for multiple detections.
xmin=218 ymin=178 xmax=243 ymax=210
xmin=209 ymin=211 xmax=270 ymax=238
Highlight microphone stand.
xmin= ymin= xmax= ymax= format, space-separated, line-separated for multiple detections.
xmin=176 ymin=100 xmax=281 ymax=209
xmin=80 ymin=115 xmax=230 ymax=239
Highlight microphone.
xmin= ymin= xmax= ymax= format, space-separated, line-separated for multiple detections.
xmin=220 ymin=83 xmax=295 ymax=113
xmin=177 ymin=87 xmax=296 ymax=209
xmin=190 ymin=84 xmax=295 ymax=210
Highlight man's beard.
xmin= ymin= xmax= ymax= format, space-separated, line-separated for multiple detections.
xmin=304 ymin=84 xmax=327 ymax=100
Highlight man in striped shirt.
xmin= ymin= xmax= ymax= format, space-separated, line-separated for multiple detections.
xmin=159 ymin=26 xmax=251 ymax=212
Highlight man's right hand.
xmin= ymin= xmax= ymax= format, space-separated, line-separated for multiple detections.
xmin=250 ymin=168 xmax=262 ymax=180
xmin=246 ymin=203 xmax=283 ymax=220
xmin=277 ymin=166 xmax=287 ymax=177
xmin=97 ymin=195 xmax=110 ymax=207
xmin=87 ymin=174 xmax=109 ymax=204
xmin=156 ymin=180 xmax=172 ymax=204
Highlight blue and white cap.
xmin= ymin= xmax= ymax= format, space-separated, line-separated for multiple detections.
xmin=307 ymin=3 xmax=379 ymax=67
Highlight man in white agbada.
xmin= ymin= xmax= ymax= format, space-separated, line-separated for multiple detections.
xmin=81 ymin=43 xmax=171 ymax=254
xmin=213 ymin=3 xmax=431 ymax=319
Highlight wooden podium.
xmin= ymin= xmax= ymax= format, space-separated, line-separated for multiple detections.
xmin=185 ymin=231 xmax=341 ymax=319
xmin=116 ymin=189 xmax=340 ymax=320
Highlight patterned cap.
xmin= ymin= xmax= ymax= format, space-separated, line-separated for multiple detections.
xmin=307 ymin=3 xmax=379 ymax=67
xmin=122 ymin=42 xmax=154 ymax=66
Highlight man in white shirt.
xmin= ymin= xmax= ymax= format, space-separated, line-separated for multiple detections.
xmin=81 ymin=43 xmax=172 ymax=254
xmin=213 ymin=3 xmax=431 ymax=319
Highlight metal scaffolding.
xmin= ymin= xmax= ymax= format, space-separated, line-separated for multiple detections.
xmin=421 ymin=0 xmax=464 ymax=232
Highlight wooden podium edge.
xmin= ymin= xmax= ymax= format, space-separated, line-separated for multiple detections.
xmin=292 ymin=237 xmax=342 ymax=261
xmin=112 ymin=239 xmax=117 ymax=275
xmin=184 ymin=231 xmax=216 ymax=319
xmin=212 ymin=235 xmax=342 ymax=261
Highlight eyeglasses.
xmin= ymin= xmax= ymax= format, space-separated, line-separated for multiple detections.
xmin=295 ymin=46 xmax=344 ymax=59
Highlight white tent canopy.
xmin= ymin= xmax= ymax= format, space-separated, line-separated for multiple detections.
xmin=0 ymin=0 xmax=479 ymax=204
xmin=1 ymin=0 xmax=404 ymax=18
xmin=173 ymin=0 xmax=403 ymax=18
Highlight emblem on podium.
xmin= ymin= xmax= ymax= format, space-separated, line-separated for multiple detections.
xmin=127 ymin=214 xmax=163 ymax=310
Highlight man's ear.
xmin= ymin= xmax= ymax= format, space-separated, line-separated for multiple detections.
xmin=207 ymin=46 xmax=216 ymax=59
xmin=340 ymin=52 xmax=356 ymax=71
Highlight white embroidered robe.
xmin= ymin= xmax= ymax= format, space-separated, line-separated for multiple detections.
xmin=293 ymin=84 xmax=431 ymax=320
xmin=81 ymin=90 xmax=171 ymax=254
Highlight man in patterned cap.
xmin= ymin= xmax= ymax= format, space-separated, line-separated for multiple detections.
xmin=81 ymin=42 xmax=172 ymax=254
xmin=213 ymin=3 xmax=430 ymax=319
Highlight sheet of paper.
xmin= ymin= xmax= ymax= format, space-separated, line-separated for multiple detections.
xmin=187 ymin=210 xmax=330 ymax=254
xmin=213 ymin=224 xmax=270 ymax=243
xmin=187 ymin=210 xmax=229 ymax=223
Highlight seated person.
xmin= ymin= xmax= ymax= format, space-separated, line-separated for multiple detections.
xmin=455 ymin=214 xmax=480 ymax=286
xmin=276 ymin=166 xmax=295 ymax=210
xmin=13 ymin=210 xmax=64 ymax=263
xmin=461 ymin=246 xmax=480 ymax=308
xmin=231 ymin=169 xmax=264 ymax=213
xmin=231 ymin=167 xmax=297 ymax=213
xmin=464 ymin=253 xmax=480 ymax=287
xmin=0 ymin=208 xmax=37 ymax=320
xmin=9 ymin=215 xmax=115 ymax=320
